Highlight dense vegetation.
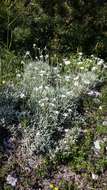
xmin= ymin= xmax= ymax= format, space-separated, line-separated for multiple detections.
xmin=1 ymin=0 xmax=107 ymax=57
xmin=0 ymin=0 xmax=107 ymax=190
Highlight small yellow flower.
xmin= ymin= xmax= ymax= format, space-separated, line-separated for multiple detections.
xmin=2 ymin=80 xmax=5 ymax=84
xmin=50 ymin=183 xmax=54 ymax=189
xmin=54 ymin=187 xmax=59 ymax=190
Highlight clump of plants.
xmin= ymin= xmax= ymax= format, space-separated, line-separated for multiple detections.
xmin=15 ymin=53 xmax=106 ymax=161
xmin=0 ymin=52 xmax=107 ymax=189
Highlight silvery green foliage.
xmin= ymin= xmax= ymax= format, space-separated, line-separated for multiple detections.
xmin=0 ymin=84 xmax=18 ymax=126
xmin=0 ymin=54 xmax=105 ymax=159
xmin=49 ymin=127 xmax=81 ymax=159
xmin=18 ymin=56 xmax=104 ymax=158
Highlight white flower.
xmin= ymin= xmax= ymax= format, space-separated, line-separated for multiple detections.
xmin=36 ymin=131 xmax=40 ymax=136
xmin=87 ymin=91 xmax=94 ymax=96
xmin=53 ymin=67 xmax=58 ymax=71
xmin=94 ymin=140 xmax=101 ymax=150
xmin=78 ymin=52 xmax=83 ymax=56
xmin=45 ymin=86 xmax=49 ymax=90
xmin=33 ymin=87 xmax=39 ymax=91
xmin=74 ymin=81 xmax=79 ymax=86
xmin=65 ymin=76 xmax=70 ymax=81
xmin=63 ymin=139 xmax=67 ymax=144
xmin=94 ymin=57 xmax=98 ymax=60
xmin=33 ymin=43 xmax=36 ymax=48
xmin=92 ymin=173 xmax=98 ymax=180
xmin=63 ymin=58 xmax=67 ymax=62
xmin=99 ymin=106 xmax=102 ymax=110
xmin=63 ymin=113 xmax=68 ymax=117
xmin=54 ymin=111 xmax=59 ymax=115
xmin=64 ymin=129 xmax=69 ymax=133
xmin=6 ymin=175 xmax=17 ymax=187
xmin=21 ymin=60 xmax=25 ymax=65
xmin=28 ymin=159 xmax=35 ymax=168
xmin=39 ymin=73 xmax=44 ymax=76
xmin=95 ymin=91 xmax=101 ymax=97
xmin=87 ymin=90 xmax=100 ymax=97
xmin=63 ymin=59 xmax=70 ymax=65
xmin=55 ymin=146 xmax=59 ymax=152
xmin=2 ymin=80 xmax=5 ymax=84
xmin=35 ymin=56 xmax=38 ymax=60
xmin=16 ymin=73 xmax=21 ymax=78
xmin=80 ymin=66 xmax=84 ymax=70
xmin=102 ymin=120 xmax=107 ymax=126
xmin=24 ymin=167 xmax=31 ymax=172
xmin=97 ymin=59 xmax=104 ymax=66
xmin=61 ymin=94 xmax=66 ymax=98
xmin=49 ymin=103 xmax=55 ymax=107
xmin=34 ymin=67 xmax=38 ymax=70
xmin=91 ymin=67 xmax=97 ymax=71
xmin=45 ymin=54 xmax=49 ymax=59
xmin=41 ymin=103 xmax=45 ymax=107
xmin=40 ymin=70 xmax=46 ymax=75
xmin=20 ymin=93 xmax=25 ymax=98
xmin=40 ymin=55 xmax=43 ymax=60
xmin=74 ymin=76 xmax=79 ymax=81
xmin=66 ymin=91 xmax=71 ymax=96
xmin=91 ymin=54 xmax=95 ymax=58
xmin=68 ymin=108 xmax=72 ymax=112
xmin=84 ymin=80 xmax=90 ymax=85
xmin=44 ymin=97 xmax=49 ymax=101
xmin=77 ymin=61 xmax=82 ymax=65
xmin=103 ymin=64 xmax=107 ymax=69
xmin=25 ymin=51 xmax=30 ymax=56
xmin=38 ymin=86 xmax=43 ymax=90
xmin=52 ymin=98 xmax=56 ymax=102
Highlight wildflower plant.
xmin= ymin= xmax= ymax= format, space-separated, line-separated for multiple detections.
xmin=0 ymin=51 xmax=106 ymax=169
xmin=15 ymin=53 xmax=106 ymax=161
